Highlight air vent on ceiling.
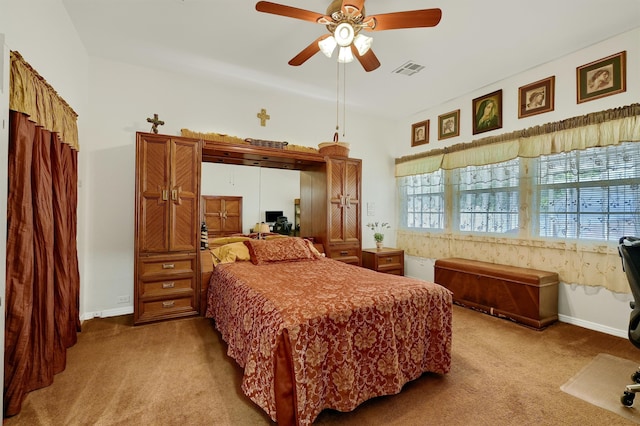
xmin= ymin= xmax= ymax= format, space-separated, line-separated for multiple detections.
xmin=392 ymin=61 xmax=425 ymax=76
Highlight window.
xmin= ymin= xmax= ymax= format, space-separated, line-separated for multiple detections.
xmin=537 ymin=142 xmax=640 ymax=241
xmin=397 ymin=142 xmax=640 ymax=242
xmin=398 ymin=170 xmax=444 ymax=230
xmin=454 ymin=159 xmax=520 ymax=234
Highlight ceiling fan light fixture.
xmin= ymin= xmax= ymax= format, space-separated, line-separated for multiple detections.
xmin=337 ymin=46 xmax=354 ymax=63
xmin=353 ymin=34 xmax=372 ymax=56
xmin=318 ymin=36 xmax=337 ymax=58
xmin=334 ymin=22 xmax=354 ymax=47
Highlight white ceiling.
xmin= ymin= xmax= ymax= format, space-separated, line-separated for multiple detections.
xmin=62 ymin=0 xmax=640 ymax=119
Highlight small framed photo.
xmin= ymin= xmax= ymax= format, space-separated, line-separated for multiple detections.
xmin=411 ymin=119 xmax=429 ymax=147
xmin=518 ymin=76 xmax=555 ymax=118
xmin=577 ymin=51 xmax=626 ymax=104
xmin=472 ymin=90 xmax=502 ymax=135
xmin=438 ymin=109 xmax=460 ymax=140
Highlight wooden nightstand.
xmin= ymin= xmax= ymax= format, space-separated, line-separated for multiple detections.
xmin=362 ymin=248 xmax=404 ymax=276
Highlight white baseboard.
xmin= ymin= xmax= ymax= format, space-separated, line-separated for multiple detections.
xmin=81 ymin=306 xmax=133 ymax=322
xmin=558 ymin=313 xmax=627 ymax=339
xmin=80 ymin=307 xmax=627 ymax=341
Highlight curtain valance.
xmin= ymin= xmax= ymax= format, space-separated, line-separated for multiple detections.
xmin=9 ymin=51 xmax=79 ymax=150
xmin=395 ymin=103 xmax=640 ymax=177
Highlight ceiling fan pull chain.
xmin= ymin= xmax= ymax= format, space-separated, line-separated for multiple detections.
xmin=335 ymin=60 xmax=340 ymax=138
xmin=342 ymin=61 xmax=347 ymax=138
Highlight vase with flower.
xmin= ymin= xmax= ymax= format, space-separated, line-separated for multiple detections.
xmin=366 ymin=221 xmax=390 ymax=250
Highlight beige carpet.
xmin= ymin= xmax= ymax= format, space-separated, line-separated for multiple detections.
xmin=562 ymin=353 xmax=640 ymax=424
xmin=6 ymin=306 xmax=640 ymax=425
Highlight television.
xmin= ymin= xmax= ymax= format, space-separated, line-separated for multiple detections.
xmin=265 ymin=210 xmax=283 ymax=223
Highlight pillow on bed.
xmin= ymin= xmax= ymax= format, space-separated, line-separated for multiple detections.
xmin=304 ymin=238 xmax=325 ymax=259
xmin=210 ymin=241 xmax=251 ymax=265
xmin=244 ymin=237 xmax=317 ymax=265
xmin=265 ymin=234 xmax=289 ymax=240
xmin=209 ymin=236 xmax=251 ymax=247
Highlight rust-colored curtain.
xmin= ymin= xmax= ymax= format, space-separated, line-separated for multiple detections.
xmin=4 ymin=52 xmax=80 ymax=417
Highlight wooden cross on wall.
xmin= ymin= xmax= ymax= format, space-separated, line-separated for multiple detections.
xmin=257 ymin=108 xmax=270 ymax=127
xmin=147 ymin=114 xmax=165 ymax=134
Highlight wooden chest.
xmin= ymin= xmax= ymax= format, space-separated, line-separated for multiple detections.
xmin=434 ymin=257 xmax=559 ymax=329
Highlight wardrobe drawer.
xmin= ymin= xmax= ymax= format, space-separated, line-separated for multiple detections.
xmin=140 ymin=277 xmax=195 ymax=299
xmin=327 ymin=245 xmax=360 ymax=265
xmin=137 ymin=296 xmax=197 ymax=322
xmin=139 ymin=256 xmax=195 ymax=277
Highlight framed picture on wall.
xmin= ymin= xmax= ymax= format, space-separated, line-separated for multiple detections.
xmin=577 ymin=51 xmax=626 ymax=104
xmin=472 ymin=90 xmax=502 ymax=135
xmin=411 ymin=119 xmax=429 ymax=147
xmin=438 ymin=109 xmax=460 ymax=140
xmin=518 ymin=76 xmax=555 ymax=118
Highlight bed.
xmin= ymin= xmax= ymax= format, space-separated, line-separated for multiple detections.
xmin=204 ymin=237 xmax=453 ymax=425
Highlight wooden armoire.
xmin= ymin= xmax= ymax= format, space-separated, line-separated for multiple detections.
xmin=133 ymin=135 xmax=364 ymax=324
xmin=300 ymin=157 xmax=362 ymax=265
xmin=134 ymin=132 xmax=201 ymax=324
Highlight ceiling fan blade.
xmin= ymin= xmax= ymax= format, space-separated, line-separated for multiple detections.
xmin=341 ymin=0 xmax=365 ymax=14
xmin=352 ymin=45 xmax=380 ymax=72
xmin=256 ymin=1 xmax=330 ymax=24
xmin=288 ymin=35 xmax=329 ymax=66
xmin=364 ymin=9 xmax=442 ymax=31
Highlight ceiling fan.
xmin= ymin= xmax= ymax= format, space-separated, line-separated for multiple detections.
xmin=255 ymin=0 xmax=442 ymax=72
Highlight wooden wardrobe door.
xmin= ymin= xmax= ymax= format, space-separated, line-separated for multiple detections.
xmin=327 ymin=158 xmax=361 ymax=244
xmin=222 ymin=197 xmax=242 ymax=234
xmin=170 ymin=138 xmax=200 ymax=252
xmin=203 ymin=197 xmax=224 ymax=236
xmin=342 ymin=159 xmax=361 ymax=243
xmin=138 ymin=135 xmax=170 ymax=253
xmin=328 ymin=159 xmax=346 ymax=243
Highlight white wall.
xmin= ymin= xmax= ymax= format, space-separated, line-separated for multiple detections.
xmin=396 ymin=28 xmax=640 ymax=337
xmin=395 ymin=28 xmax=640 ymax=158
xmin=2 ymin=0 xmax=637 ymax=337
xmin=2 ymin=0 xmax=89 ymax=313
xmin=81 ymin=55 xmax=396 ymax=317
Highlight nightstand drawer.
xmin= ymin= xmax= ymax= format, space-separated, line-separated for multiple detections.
xmin=362 ymin=248 xmax=404 ymax=276
xmin=377 ymin=253 xmax=402 ymax=267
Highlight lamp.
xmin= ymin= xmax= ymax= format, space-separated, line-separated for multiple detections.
xmin=353 ymin=34 xmax=372 ymax=56
xmin=337 ymin=46 xmax=354 ymax=63
xmin=334 ymin=22 xmax=354 ymax=47
xmin=317 ymin=23 xmax=372 ymax=63
xmin=254 ymin=222 xmax=270 ymax=239
xmin=319 ymin=36 xmax=338 ymax=58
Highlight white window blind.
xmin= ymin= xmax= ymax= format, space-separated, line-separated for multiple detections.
xmin=537 ymin=141 xmax=640 ymax=241
xmin=398 ymin=170 xmax=444 ymax=230
xmin=454 ymin=158 xmax=520 ymax=234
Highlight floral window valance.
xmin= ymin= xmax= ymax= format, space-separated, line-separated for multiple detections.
xmin=396 ymin=103 xmax=640 ymax=176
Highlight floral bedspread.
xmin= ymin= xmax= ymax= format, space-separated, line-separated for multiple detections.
xmin=205 ymin=258 xmax=452 ymax=425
